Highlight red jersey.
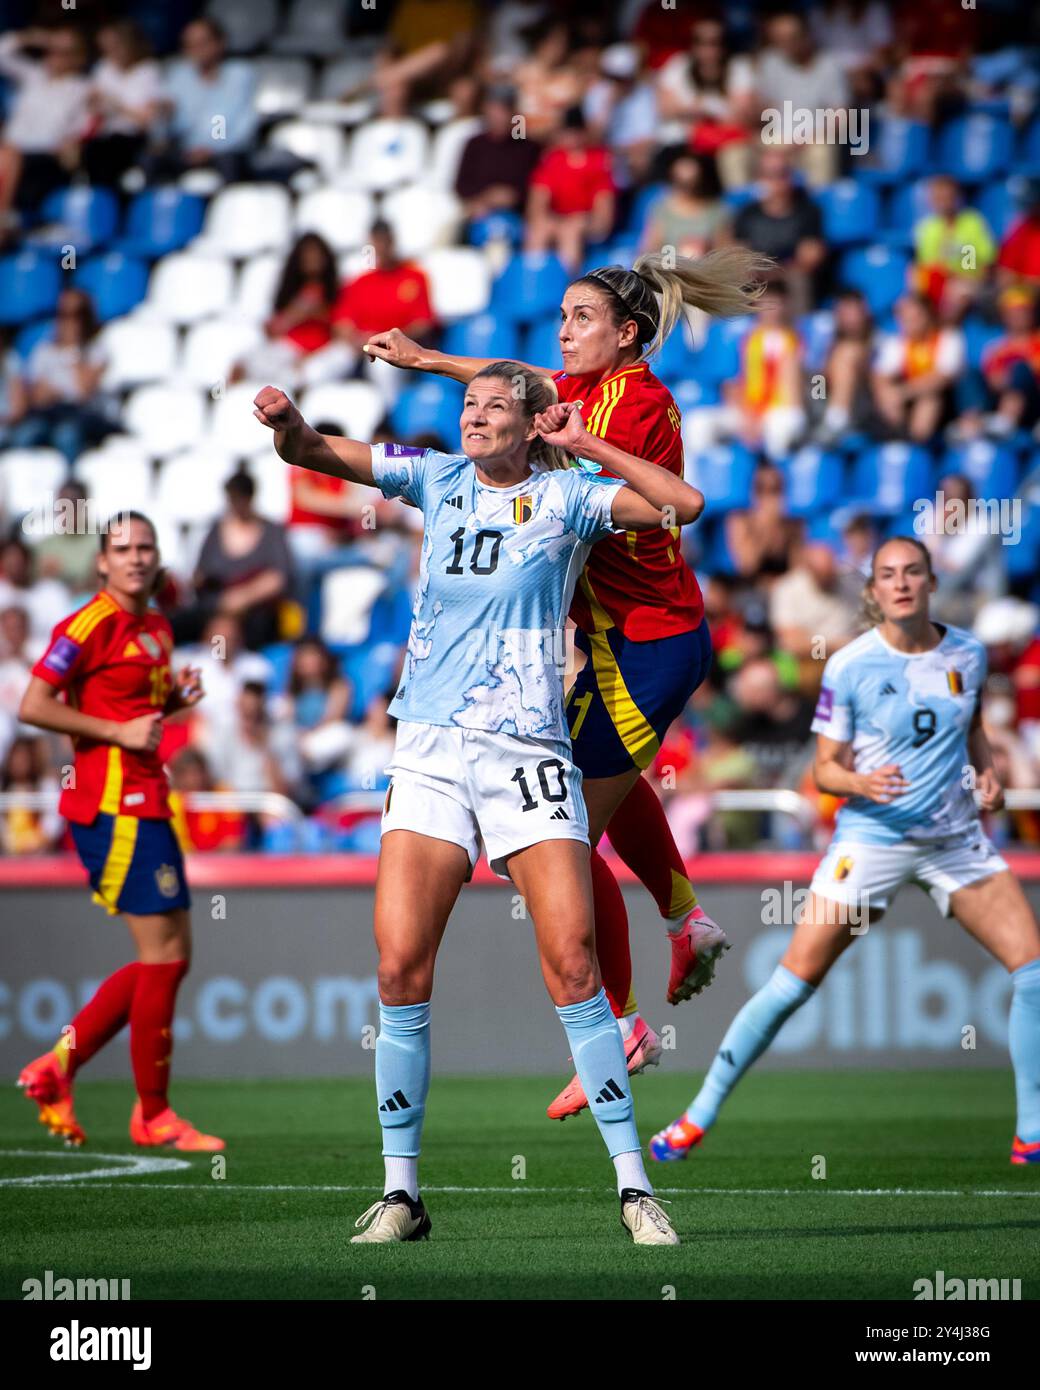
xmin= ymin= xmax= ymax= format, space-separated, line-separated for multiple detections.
xmin=530 ymin=146 xmax=614 ymax=216
xmin=331 ymin=263 xmax=435 ymax=336
xmin=554 ymin=363 xmax=705 ymax=640
xmin=32 ymin=592 xmax=175 ymax=825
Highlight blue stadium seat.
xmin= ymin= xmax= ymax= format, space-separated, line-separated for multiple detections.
xmin=581 ymin=239 xmax=639 ymax=275
xmin=13 ymin=317 xmax=55 ymax=360
xmin=778 ymin=446 xmax=845 ymax=517
xmin=489 ymin=251 xmax=569 ymax=325
xmin=884 ymin=177 xmax=932 ymax=240
xmin=858 ymin=118 xmax=930 ymax=185
xmin=467 ymin=210 xmax=524 ymax=249
xmin=687 ymin=315 xmax=746 ymax=385
xmin=72 ymin=253 xmax=150 ymax=322
xmin=1019 ymin=117 xmax=1040 ymax=175
xmin=649 ymin=318 xmax=698 ymax=385
xmin=671 ymin=376 xmax=720 ymax=409
xmin=441 ymin=313 xmax=521 ymax=363
xmin=978 ymin=174 xmax=1034 ymax=239
xmin=0 ymin=248 xmax=61 ymax=324
xmin=849 ymin=442 xmax=933 ymax=515
xmin=838 ymin=245 xmax=911 ymax=317
xmin=698 ymin=515 xmax=737 ymax=576
xmin=342 ymin=637 xmax=403 ymax=719
xmin=521 ymin=314 xmax=561 ymax=369
xmin=817 ymin=179 xmax=880 ymax=246
xmin=389 ymin=377 xmax=464 ymax=445
xmin=35 ymin=186 xmax=119 ymax=252
xmin=943 ymin=440 xmax=1019 ymax=499
xmin=623 ymin=181 xmax=666 ymax=236
xmin=113 ymin=188 xmax=206 ymax=259
xmin=798 ymin=309 xmax=835 ymax=372
xmin=961 ymin=314 xmax=1003 ymax=370
xmin=1005 ymin=490 xmax=1040 ymax=598
xmin=687 ymin=442 xmax=756 ymax=514
xmin=934 ymin=114 xmax=1013 ymax=180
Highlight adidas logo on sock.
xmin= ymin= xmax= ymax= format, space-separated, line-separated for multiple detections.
xmin=549 ymin=808 xmax=569 ymax=820
xmin=880 ymin=682 xmax=896 ymax=696
xmin=594 ymin=1077 xmax=626 ymax=1104
xmin=378 ymin=1090 xmax=411 ymax=1113
xmin=720 ymin=1049 xmax=735 ymax=1066
xmin=446 ymin=495 xmax=463 ymax=509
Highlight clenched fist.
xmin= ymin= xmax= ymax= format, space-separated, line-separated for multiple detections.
xmin=253 ymin=385 xmax=301 ymax=432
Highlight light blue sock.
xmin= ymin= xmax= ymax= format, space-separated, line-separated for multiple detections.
xmin=557 ymin=988 xmax=642 ymax=1164
xmin=375 ymin=1001 xmax=431 ymax=1161
xmin=687 ymin=965 xmax=815 ymax=1130
xmin=1010 ymin=958 xmax=1040 ymax=1144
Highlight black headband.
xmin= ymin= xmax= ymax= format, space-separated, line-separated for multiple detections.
xmin=584 ymin=270 xmax=657 ymax=334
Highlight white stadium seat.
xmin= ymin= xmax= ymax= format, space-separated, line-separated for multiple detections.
xmin=425 ymin=116 xmax=482 ymax=190
xmin=142 ymin=252 xmax=234 ymax=326
xmin=154 ymin=447 xmax=237 ymax=526
xmin=77 ymin=442 xmax=154 ymax=516
xmin=193 ymin=183 xmax=293 ymax=259
xmin=298 ymin=381 xmax=386 ymax=442
xmin=0 ymin=448 xmax=67 ymax=517
xmin=123 ymin=384 xmax=209 ymax=457
xmin=421 ymin=247 xmax=492 ymax=320
xmin=100 ymin=319 xmax=178 ymax=390
xmin=245 ymin=446 xmax=291 ymax=523
xmin=253 ymin=57 xmax=313 ymax=118
xmin=277 ymin=0 xmax=350 ymax=56
xmin=233 ymin=252 xmax=283 ymax=321
xmin=320 ymin=565 xmax=387 ymax=646
xmin=342 ymin=118 xmax=428 ymax=192
xmin=382 ymin=186 xmax=462 ymax=258
xmin=206 ymin=0 xmax=279 ymax=53
xmin=267 ymin=120 xmax=346 ymax=182
xmin=180 ymin=319 xmax=264 ymax=388
xmin=209 ymin=380 xmax=278 ymax=456
xmin=293 ymin=187 xmax=374 ymax=252
xmin=317 ymin=54 xmax=376 ymax=102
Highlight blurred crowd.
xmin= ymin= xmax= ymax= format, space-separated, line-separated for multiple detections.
xmin=0 ymin=0 xmax=1039 ymax=855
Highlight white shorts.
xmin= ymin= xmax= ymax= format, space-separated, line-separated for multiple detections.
xmin=381 ymin=720 xmax=589 ymax=879
xmin=810 ymin=831 xmax=1009 ymax=919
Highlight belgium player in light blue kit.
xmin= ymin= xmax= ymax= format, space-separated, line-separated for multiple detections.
xmin=255 ymin=362 xmax=708 ymax=1244
xmin=652 ymin=536 xmax=1040 ymax=1168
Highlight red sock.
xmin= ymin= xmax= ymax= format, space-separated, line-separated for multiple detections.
xmin=59 ymin=962 xmax=139 ymax=1077
xmin=591 ymin=849 xmax=634 ymax=1019
xmin=130 ymin=961 xmax=188 ymax=1121
xmin=606 ymin=776 xmax=697 ymax=921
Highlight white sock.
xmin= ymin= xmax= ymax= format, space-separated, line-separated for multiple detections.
xmin=665 ymin=911 xmax=688 ymax=937
xmin=617 ymin=1012 xmax=638 ymax=1041
xmin=383 ymin=1155 xmax=419 ymax=1200
xmin=613 ymin=1149 xmax=652 ymax=1195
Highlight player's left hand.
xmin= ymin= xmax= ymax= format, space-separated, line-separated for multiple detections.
xmin=534 ymin=400 xmax=589 ymax=453
xmin=976 ymin=767 xmax=1005 ymax=813
xmin=172 ymin=665 xmax=204 ymax=710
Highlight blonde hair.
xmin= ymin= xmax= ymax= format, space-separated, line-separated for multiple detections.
xmin=580 ymin=247 xmax=773 ymax=360
xmin=470 ymin=361 xmax=570 ymax=471
xmin=861 ymin=535 xmax=935 ymax=626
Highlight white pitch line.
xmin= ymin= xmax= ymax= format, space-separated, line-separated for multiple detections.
xmin=0 ymin=1148 xmax=190 ymax=1186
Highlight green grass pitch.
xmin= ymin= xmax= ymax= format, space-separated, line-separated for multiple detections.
xmin=2 ymin=1071 xmax=1038 ymax=1300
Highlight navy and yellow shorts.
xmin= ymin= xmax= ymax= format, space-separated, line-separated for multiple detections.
xmin=70 ymin=813 xmax=191 ymax=917
xmin=566 ymin=621 xmax=712 ymax=779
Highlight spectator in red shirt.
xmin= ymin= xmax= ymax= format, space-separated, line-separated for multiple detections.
xmin=525 ymin=107 xmax=615 ymax=271
xmin=232 ymin=232 xmax=340 ymax=387
xmin=956 ymin=284 xmax=1040 ymax=437
xmin=997 ymin=182 xmax=1040 ymax=290
xmin=332 ymin=220 xmax=435 ymax=352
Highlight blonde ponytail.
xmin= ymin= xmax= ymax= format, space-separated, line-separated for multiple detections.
xmin=633 ymin=248 xmax=773 ymax=357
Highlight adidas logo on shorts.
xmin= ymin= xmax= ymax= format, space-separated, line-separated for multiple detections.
xmin=549 ymin=808 xmax=569 ymax=820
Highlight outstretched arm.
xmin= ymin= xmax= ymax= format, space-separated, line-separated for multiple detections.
xmin=534 ymin=401 xmax=704 ymax=530
xmin=253 ymin=385 xmax=377 ymax=485
xmin=361 ymin=327 xmax=555 ymax=390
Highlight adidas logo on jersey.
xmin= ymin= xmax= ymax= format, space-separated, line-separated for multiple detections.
xmin=880 ymin=682 xmax=896 ymax=695
xmin=549 ymin=807 xmax=569 ymax=820
xmin=446 ymin=495 xmax=463 ymax=510
xmin=379 ymin=1090 xmax=411 ymax=1113
xmin=594 ymin=1078 xmax=626 ymax=1104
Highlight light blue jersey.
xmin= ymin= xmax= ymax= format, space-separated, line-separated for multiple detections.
xmin=371 ymin=443 xmax=626 ymax=739
xmin=811 ymin=624 xmax=987 ymax=845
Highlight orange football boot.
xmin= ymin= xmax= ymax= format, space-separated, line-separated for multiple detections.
xmin=547 ymin=1017 xmax=662 ymax=1120
xmin=1010 ymin=1136 xmax=1040 ymax=1166
xmin=17 ymin=1051 xmax=86 ymax=1147
xmin=130 ymin=1102 xmax=225 ymax=1151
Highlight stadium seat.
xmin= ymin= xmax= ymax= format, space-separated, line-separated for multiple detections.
xmin=382 ymin=186 xmax=462 ymax=258
xmin=521 ymin=315 xmax=562 ymax=370
xmin=73 ymin=253 xmax=150 ymax=322
xmin=426 ymin=116 xmax=482 ymax=190
xmin=320 ymin=565 xmax=387 ymax=645
xmin=299 ymin=381 xmax=387 ymax=442
xmin=670 ymin=376 xmax=721 ymax=411
xmin=422 ymin=247 xmax=491 ymax=320
xmin=113 ymin=188 xmax=206 ymax=260
xmin=179 ymin=319 xmax=263 ymax=388
xmin=267 ymin=120 xmax=346 ymax=182
xmin=277 ymin=0 xmax=350 ymax=56
xmin=817 ymin=179 xmax=880 ymax=246
xmin=799 ymin=309 xmax=835 ymax=372
xmin=1019 ymin=116 xmax=1040 ymax=176
xmin=977 ymin=175 xmax=1034 ymax=240
xmin=342 ymin=118 xmax=429 ymax=192
xmin=154 ymin=446 xmax=235 ymax=524
xmin=858 ymin=117 xmax=930 ymax=185
xmin=76 ymin=441 xmax=154 ymax=516
xmin=884 ymin=178 xmax=932 ymax=240
xmin=244 ymin=445 xmax=291 ymax=523
xmin=650 ymin=315 xmax=699 ymax=385
xmin=389 ymin=378 xmax=464 ymax=445
xmin=961 ymin=314 xmax=1003 ymax=370
xmin=316 ymin=54 xmax=379 ymax=104
xmin=206 ymin=0 xmax=279 ymax=53
xmin=688 ymin=315 xmax=746 ymax=385
xmin=34 ymin=186 xmax=119 ymax=253
xmin=778 ymin=445 xmax=845 ymax=517
xmin=934 ymin=113 xmax=1013 ymax=180
xmin=0 ymin=248 xmax=61 ymax=324
xmin=442 ymin=313 xmax=521 ymax=363
xmin=193 ymin=183 xmax=293 ymax=259
xmin=123 ymin=384 xmax=209 ymax=457
xmin=252 ymin=57 xmax=313 ymax=118
xmin=838 ymin=245 xmax=911 ymax=317
xmin=943 ymin=440 xmax=1019 ymax=499
xmin=849 ymin=442 xmax=933 ymax=515
xmin=622 ymin=181 xmax=666 ymax=237
xmin=490 ymin=251 xmax=569 ymax=325
xmin=0 ymin=448 xmax=67 ymax=517
xmin=293 ymin=187 xmax=374 ymax=252
xmin=233 ymin=252 xmax=283 ymax=321
xmin=685 ymin=443 xmax=757 ymax=514
xmin=141 ymin=252 xmax=235 ymax=326
xmin=209 ymin=380 xmax=277 ymax=456
xmin=99 ymin=319 xmax=178 ymax=390
xmin=13 ymin=318 xmax=55 ymax=360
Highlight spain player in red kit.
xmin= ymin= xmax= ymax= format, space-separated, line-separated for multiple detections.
xmin=364 ymin=246 xmax=769 ymax=1117
xmin=16 ymin=512 xmax=223 ymax=1151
